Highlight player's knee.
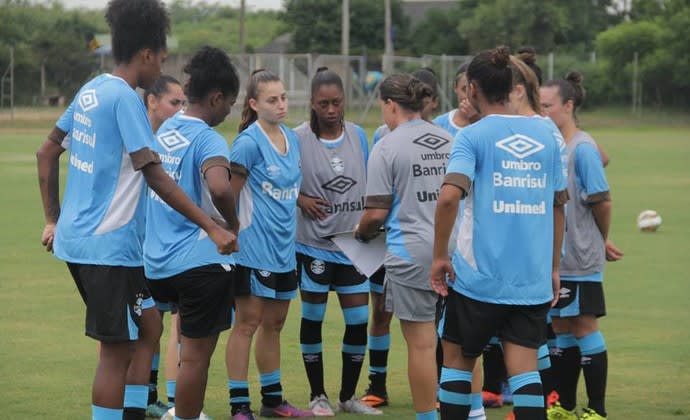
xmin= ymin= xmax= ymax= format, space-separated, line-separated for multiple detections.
xmin=234 ymin=315 xmax=262 ymax=337
xmin=261 ymin=315 xmax=287 ymax=334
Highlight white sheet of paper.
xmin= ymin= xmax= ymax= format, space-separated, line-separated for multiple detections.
xmin=329 ymin=231 xmax=387 ymax=278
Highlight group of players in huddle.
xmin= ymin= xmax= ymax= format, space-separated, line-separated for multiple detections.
xmin=36 ymin=1 xmax=623 ymax=420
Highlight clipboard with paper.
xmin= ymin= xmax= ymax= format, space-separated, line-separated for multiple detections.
xmin=327 ymin=230 xmax=387 ymax=278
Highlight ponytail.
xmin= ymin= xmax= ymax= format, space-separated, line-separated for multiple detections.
xmin=238 ymin=68 xmax=281 ymax=132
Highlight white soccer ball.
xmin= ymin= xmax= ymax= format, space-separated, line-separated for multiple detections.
xmin=637 ymin=209 xmax=662 ymax=232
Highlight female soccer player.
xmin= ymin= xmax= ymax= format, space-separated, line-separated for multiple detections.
xmin=145 ymin=75 xmax=186 ymax=133
xmin=356 ymin=73 xmax=454 ymax=420
xmin=431 ymin=46 xmax=567 ymax=420
xmin=362 ymin=68 xmax=440 ymax=410
xmin=144 ymin=46 xmax=241 ymax=420
xmin=293 ymin=67 xmax=381 ymax=416
xmin=432 ymin=63 xmax=479 ymax=138
xmin=370 ymin=68 xmax=439 ymax=146
xmin=225 ymin=69 xmax=312 ymax=419
xmin=141 ymin=74 xmax=187 ymax=418
xmin=36 ymin=1 xmax=236 ymax=419
xmin=540 ymin=72 xmax=623 ymax=420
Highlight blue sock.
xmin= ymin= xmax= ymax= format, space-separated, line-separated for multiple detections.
xmin=229 ymin=379 xmax=250 ymax=413
xmin=92 ymin=405 xmax=122 ymax=420
xmin=553 ymin=333 xmax=581 ymax=410
xmin=439 ymin=367 xmax=472 ymax=419
xmin=578 ymin=331 xmax=608 ymax=416
xmin=166 ymin=380 xmax=176 ymax=407
xmin=367 ymin=333 xmax=390 ymax=393
xmin=124 ymin=384 xmax=149 ymax=409
xmin=509 ymin=371 xmax=544 ymax=419
xmin=341 ymin=305 xmax=368 ymax=401
xmin=174 ymin=416 xmax=199 ymax=420
xmin=260 ymin=369 xmax=283 ymax=408
xmin=468 ymin=392 xmax=486 ymax=419
xmin=300 ymin=301 xmax=326 ymax=398
xmin=416 ymin=409 xmax=438 ymax=420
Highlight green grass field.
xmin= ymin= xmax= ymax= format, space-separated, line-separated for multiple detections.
xmin=1 ymin=107 xmax=689 ymax=419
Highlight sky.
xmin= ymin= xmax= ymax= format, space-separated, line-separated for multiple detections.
xmin=59 ymin=0 xmax=283 ymax=11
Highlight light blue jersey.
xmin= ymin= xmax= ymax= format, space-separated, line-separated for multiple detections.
xmin=143 ymin=113 xmax=235 ymax=279
xmin=433 ymin=110 xmax=463 ymax=138
xmin=447 ymin=114 xmax=567 ymax=305
xmin=53 ymin=74 xmax=156 ymax=266
xmin=561 ymin=131 xmax=610 ymax=282
xmin=230 ymin=122 xmax=302 ymax=272
xmin=371 ymin=124 xmax=390 ymax=146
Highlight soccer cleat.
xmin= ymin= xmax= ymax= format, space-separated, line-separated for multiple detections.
xmin=146 ymin=401 xmax=168 ymax=418
xmin=481 ymin=390 xmax=503 ymax=408
xmin=546 ymin=402 xmax=578 ymax=420
xmin=580 ymin=408 xmax=607 ymax=420
xmin=546 ymin=390 xmax=560 ymax=409
xmin=160 ymin=407 xmax=213 ymax=420
xmin=259 ymin=400 xmax=314 ymax=417
xmin=360 ymin=387 xmax=389 ymax=408
xmin=308 ymin=394 xmax=335 ymax=417
xmin=231 ymin=405 xmax=257 ymax=420
xmin=504 ymin=411 xmax=515 ymax=420
xmin=338 ymin=397 xmax=383 ymax=415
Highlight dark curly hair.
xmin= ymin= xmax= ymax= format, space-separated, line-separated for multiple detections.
xmin=183 ymin=46 xmax=240 ymax=104
xmin=105 ymin=0 xmax=170 ymax=64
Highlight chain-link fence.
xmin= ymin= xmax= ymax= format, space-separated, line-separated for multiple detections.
xmin=0 ymin=49 xmax=646 ymax=119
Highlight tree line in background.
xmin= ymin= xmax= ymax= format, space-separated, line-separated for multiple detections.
xmin=0 ymin=0 xmax=688 ymax=107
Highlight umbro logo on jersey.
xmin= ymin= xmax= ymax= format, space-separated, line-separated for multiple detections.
xmin=78 ymin=89 xmax=99 ymax=112
xmin=496 ymin=135 xmax=544 ymax=159
xmin=559 ymin=287 xmax=571 ymax=299
xmin=322 ymin=175 xmax=357 ymax=194
xmin=157 ymin=130 xmax=191 ymax=153
xmin=413 ymin=133 xmax=449 ymax=151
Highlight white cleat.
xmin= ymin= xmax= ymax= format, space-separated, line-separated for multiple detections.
xmin=309 ymin=394 xmax=335 ymax=417
xmin=338 ymin=397 xmax=383 ymax=415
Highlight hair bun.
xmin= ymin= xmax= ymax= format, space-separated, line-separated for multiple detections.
xmin=517 ymin=46 xmax=537 ymax=65
xmin=490 ymin=45 xmax=511 ymax=68
xmin=565 ymin=71 xmax=583 ymax=87
xmin=316 ymin=66 xmax=329 ymax=73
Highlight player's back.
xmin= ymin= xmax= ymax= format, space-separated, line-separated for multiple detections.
xmin=54 ymin=74 xmax=154 ymax=266
xmin=449 ymin=114 xmax=567 ymax=305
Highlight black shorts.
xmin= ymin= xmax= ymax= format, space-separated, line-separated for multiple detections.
xmin=234 ymin=265 xmax=298 ymax=300
xmin=297 ymin=253 xmax=368 ymax=294
xmin=550 ymin=280 xmax=606 ymax=318
xmin=67 ymin=263 xmax=155 ymax=344
xmin=370 ymin=267 xmax=386 ymax=294
xmin=442 ymin=289 xmax=550 ymax=357
xmin=147 ymin=264 xmax=234 ymax=338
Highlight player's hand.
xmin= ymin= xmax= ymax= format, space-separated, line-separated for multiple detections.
xmin=431 ymin=257 xmax=454 ymax=297
xmin=459 ymin=99 xmax=479 ymax=122
xmin=41 ymin=223 xmax=56 ymax=253
xmin=298 ymin=194 xmax=330 ymax=220
xmin=605 ymin=240 xmax=624 ymax=261
xmin=551 ymin=270 xmax=560 ymax=308
xmin=209 ymin=225 xmax=239 ymax=254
